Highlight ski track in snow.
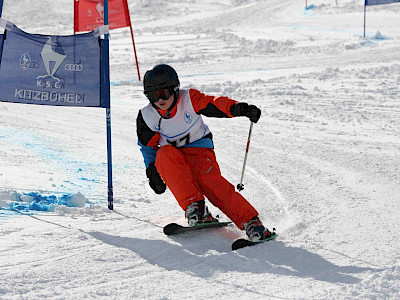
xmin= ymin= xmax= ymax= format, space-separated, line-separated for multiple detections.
xmin=1 ymin=0 xmax=400 ymax=298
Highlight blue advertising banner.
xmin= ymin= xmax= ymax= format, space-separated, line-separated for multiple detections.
xmin=0 ymin=20 xmax=109 ymax=107
xmin=366 ymin=0 xmax=400 ymax=5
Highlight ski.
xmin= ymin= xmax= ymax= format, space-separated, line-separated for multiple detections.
xmin=232 ymin=232 xmax=278 ymax=251
xmin=163 ymin=221 xmax=232 ymax=236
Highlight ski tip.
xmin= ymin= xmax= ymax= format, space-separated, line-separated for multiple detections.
xmin=163 ymin=223 xmax=182 ymax=235
xmin=232 ymin=239 xmax=251 ymax=251
xmin=232 ymin=233 xmax=278 ymax=251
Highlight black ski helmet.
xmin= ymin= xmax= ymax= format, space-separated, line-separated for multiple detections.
xmin=143 ymin=64 xmax=180 ymax=93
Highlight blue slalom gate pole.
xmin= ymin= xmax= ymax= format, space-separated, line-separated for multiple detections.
xmin=364 ymin=0 xmax=367 ymax=37
xmin=107 ymin=107 xmax=113 ymax=210
xmin=104 ymin=0 xmax=113 ymax=210
xmin=0 ymin=0 xmax=4 ymax=17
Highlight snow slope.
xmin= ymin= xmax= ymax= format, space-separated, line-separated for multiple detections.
xmin=1 ymin=0 xmax=400 ymax=298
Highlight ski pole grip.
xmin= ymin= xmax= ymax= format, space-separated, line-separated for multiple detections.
xmin=237 ymin=183 xmax=244 ymax=191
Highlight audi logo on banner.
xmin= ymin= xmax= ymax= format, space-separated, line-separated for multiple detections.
xmin=64 ymin=63 xmax=84 ymax=72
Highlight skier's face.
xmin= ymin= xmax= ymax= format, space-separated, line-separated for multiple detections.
xmin=154 ymin=93 xmax=174 ymax=110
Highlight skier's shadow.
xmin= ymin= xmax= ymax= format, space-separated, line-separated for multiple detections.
xmin=86 ymin=231 xmax=382 ymax=284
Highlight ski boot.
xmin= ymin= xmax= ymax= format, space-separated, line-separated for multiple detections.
xmin=185 ymin=200 xmax=218 ymax=226
xmin=244 ymin=216 xmax=273 ymax=242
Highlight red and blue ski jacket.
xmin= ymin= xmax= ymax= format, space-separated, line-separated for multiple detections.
xmin=136 ymin=88 xmax=239 ymax=167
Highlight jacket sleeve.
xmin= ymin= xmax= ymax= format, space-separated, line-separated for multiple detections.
xmin=189 ymin=89 xmax=237 ymax=118
xmin=136 ymin=110 xmax=160 ymax=168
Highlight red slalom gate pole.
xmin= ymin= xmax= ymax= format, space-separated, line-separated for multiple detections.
xmin=129 ymin=24 xmax=141 ymax=81
xmin=122 ymin=0 xmax=141 ymax=81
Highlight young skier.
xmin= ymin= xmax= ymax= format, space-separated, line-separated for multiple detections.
xmin=136 ymin=64 xmax=273 ymax=241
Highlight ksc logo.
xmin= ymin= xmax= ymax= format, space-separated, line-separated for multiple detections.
xmin=35 ymin=37 xmax=66 ymax=89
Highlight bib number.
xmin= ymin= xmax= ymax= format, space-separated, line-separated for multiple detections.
xmin=167 ymin=133 xmax=191 ymax=147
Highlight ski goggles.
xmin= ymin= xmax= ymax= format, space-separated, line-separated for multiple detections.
xmin=144 ymin=86 xmax=177 ymax=103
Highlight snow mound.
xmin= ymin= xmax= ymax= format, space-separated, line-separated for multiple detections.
xmin=374 ymin=31 xmax=388 ymax=40
xmin=0 ymin=191 xmax=89 ymax=212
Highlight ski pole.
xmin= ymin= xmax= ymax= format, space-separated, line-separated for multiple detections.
xmin=237 ymin=121 xmax=254 ymax=191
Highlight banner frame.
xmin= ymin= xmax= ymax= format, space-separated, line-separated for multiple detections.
xmin=0 ymin=16 xmax=114 ymax=210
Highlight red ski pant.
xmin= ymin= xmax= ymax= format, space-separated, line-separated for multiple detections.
xmin=155 ymin=145 xmax=258 ymax=229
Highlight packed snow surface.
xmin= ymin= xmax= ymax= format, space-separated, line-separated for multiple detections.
xmin=1 ymin=0 xmax=400 ymax=298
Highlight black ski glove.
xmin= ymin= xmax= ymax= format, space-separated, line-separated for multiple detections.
xmin=146 ymin=163 xmax=166 ymax=194
xmin=230 ymin=103 xmax=261 ymax=123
